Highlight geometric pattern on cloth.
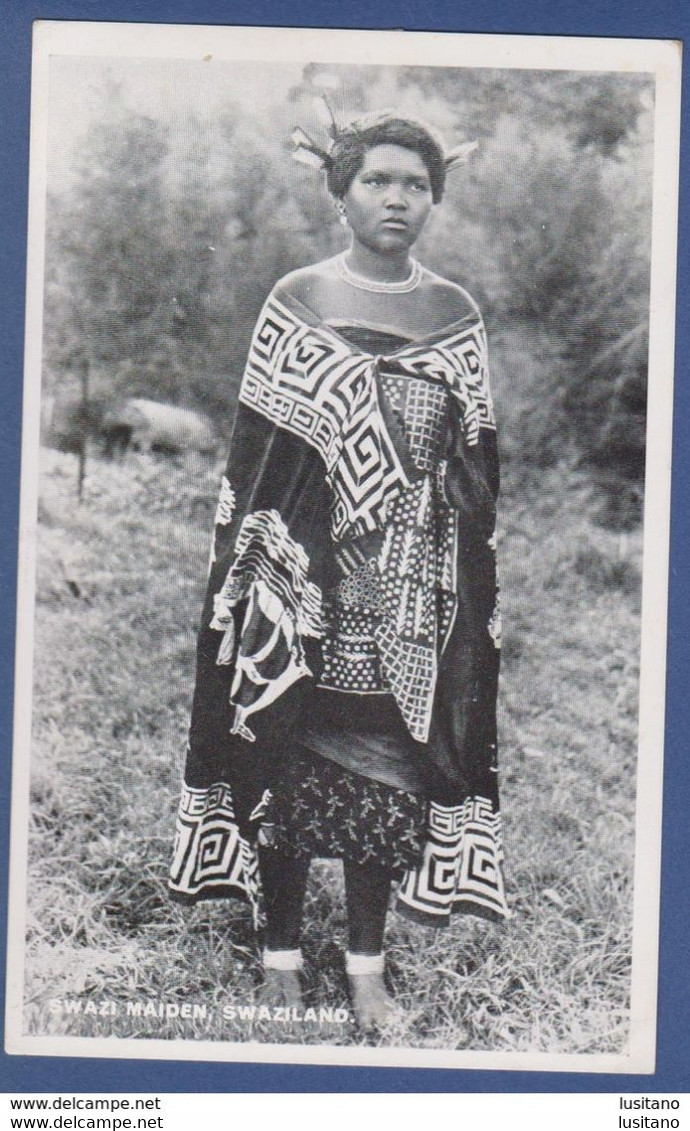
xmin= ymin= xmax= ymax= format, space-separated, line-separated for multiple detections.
xmin=214 ymin=475 xmax=237 ymax=527
xmin=335 ymin=557 xmax=381 ymax=610
xmin=240 ymin=296 xmax=412 ymax=540
xmin=318 ymin=449 xmax=460 ymax=737
xmin=396 ymin=797 xmax=509 ymax=924
xmin=373 ymin=617 xmax=437 ymax=742
xmin=376 ymin=477 xmax=437 ymax=641
xmin=334 ymin=537 xmax=378 ymax=577
xmin=371 ymin=475 xmax=445 ymax=740
xmin=169 ymin=782 xmax=508 ymax=927
xmin=434 ymin=469 xmax=459 ymax=649
xmin=379 ymin=372 xmax=449 ymax=472
xmin=319 ymin=606 xmax=382 ymax=693
xmin=169 ymin=783 xmax=261 ymax=924
xmin=208 ymin=509 xmax=324 ymax=741
xmin=328 ymin=362 xmax=412 ymax=541
xmin=211 ymin=508 xmax=323 ymax=638
xmin=204 ymin=305 xmax=495 ymax=744
xmin=239 ymin=297 xmax=495 ymax=539
xmin=391 ymin=319 xmax=496 ymax=445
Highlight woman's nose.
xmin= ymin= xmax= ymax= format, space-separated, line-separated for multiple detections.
xmin=384 ymin=184 xmax=408 ymax=208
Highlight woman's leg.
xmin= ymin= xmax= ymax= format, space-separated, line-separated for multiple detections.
xmin=257 ymin=848 xmax=310 ymax=1008
xmin=259 ymin=848 xmax=310 ymax=951
xmin=343 ymin=858 xmax=392 ymax=954
xmin=343 ymin=858 xmax=394 ymax=1030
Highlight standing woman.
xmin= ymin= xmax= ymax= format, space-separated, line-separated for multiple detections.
xmin=170 ymin=111 xmax=509 ymax=1033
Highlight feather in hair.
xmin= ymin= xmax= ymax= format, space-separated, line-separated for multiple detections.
xmin=290 ymin=126 xmax=331 ymax=169
xmin=313 ymin=92 xmax=339 ymax=141
xmin=444 ymin=140 xmax=479 ymax=171
xmin=343 ymin=109 xmax=396 ymax=135
xmin=291 ymin=145 xmax=330 ymax=170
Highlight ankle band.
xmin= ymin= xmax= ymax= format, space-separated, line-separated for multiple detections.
xmin=263 ymin=947 xmax=303 ymax=971
xmin=345 ymin=951 xmax=385 ymax=976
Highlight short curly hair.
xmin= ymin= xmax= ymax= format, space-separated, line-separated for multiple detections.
xmin=326 ymin=115 xmax=447 ymax=204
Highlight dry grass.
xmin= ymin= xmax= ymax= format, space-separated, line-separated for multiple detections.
xmin=22 ymin=349 xmax=641 ymax=1055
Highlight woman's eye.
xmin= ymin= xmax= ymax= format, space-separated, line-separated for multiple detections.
xmin=360 ymin=175 xmax=429 ymax=191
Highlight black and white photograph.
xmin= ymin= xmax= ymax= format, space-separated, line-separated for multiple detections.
xmin=5 ymin=22 xmax=680 ymax=1072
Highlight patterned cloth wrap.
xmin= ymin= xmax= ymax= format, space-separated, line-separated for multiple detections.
xmin=264 ymin=746 xmax=428 ymax=875
xmin=170 ymin=289 xmax=509 ymax=926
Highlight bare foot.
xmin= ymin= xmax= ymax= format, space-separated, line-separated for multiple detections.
xmin=347 ymin=972 xmax=394 ymax=1033
xmin=257 ymin=968 xmax=304 ymax=1010
xmin=254 ymin=969 xmax=304 ymax=1040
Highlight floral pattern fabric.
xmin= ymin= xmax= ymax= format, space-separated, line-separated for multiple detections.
xmin=264 ymin=748 xmax=427 ymax=874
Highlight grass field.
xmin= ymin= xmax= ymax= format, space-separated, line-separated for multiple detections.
xmin=21 ymin=333 xmax=642 ymax=1055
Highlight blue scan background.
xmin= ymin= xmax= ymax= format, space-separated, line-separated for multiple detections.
xmin=1 ymin=0 xmax=688 ymax=1095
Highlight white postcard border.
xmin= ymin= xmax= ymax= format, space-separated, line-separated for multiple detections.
xmin=5 ymin=20 xmax=682 ymax=1073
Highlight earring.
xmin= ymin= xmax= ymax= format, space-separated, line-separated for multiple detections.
xmin=335 ymin=199 xmax=348 ymax=227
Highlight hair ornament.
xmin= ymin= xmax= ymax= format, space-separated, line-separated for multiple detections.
xmin=290 ymin=126 xmax=332 ymax=170
xmin=313 ymin=91 xmax=340 ymax=141
xmin=335 ymin=111 xmax=478 ymax=174
xmin=444 ymin=140 xmax=479 ymax=171
xmin=338 ymin=109 xmax=397 ymax=136
xmin=290 ymin=91 xmax=341 ymax=169
xmin=290 ymin=102 xmax=478 ymax=184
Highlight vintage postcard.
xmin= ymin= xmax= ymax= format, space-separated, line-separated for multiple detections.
xmin=4 ymin=21 xmax=681 ymax=1073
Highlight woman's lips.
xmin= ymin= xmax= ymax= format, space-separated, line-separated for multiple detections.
xmin=381 ymin=218 xmax=408 ymax=229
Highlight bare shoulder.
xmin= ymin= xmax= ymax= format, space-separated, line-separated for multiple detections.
xmin=420 ymin=268 xmax=482 ymax=323
xmin=272 ymin=258 xmax=340 ymax=305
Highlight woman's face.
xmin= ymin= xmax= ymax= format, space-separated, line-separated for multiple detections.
xmin=342 ymin=143 xmax=434 ymax=255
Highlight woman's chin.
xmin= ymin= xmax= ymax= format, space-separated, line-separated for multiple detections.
xmin=360 ymin=233 xmax=417 ymax=256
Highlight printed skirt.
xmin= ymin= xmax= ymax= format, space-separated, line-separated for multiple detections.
xmin=263 ymin=747 xmax=427 ymax=874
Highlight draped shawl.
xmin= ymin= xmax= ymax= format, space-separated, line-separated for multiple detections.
xmin=169 ymin=289 xmax=509 ymax=925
